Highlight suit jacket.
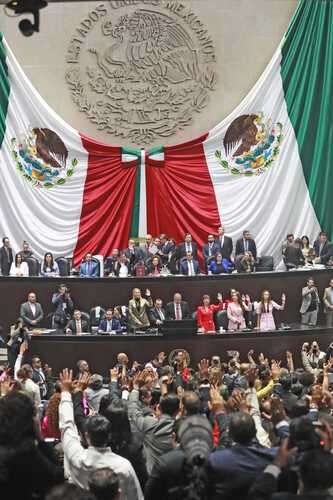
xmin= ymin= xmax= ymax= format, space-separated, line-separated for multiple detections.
xmin=66 ymin=319 xmax=89 ymax=334
xmin=179 ymin=259 xmax=200 ymax=275
xmin=20 ymin=301 xmax=44 ymax=327
xmin=203 ymin=242 xmax=220 ymax=261
xmin=323 ymin=287 xmax=333 ymax=313
xmin=79 ymin=260 xmax=98 ymax=277
xmin=128 ymin=296 xmax=153 ymax=328
xmin=177 ymin=242 xmax=198 ymax=259
xmin=314 ymin=240 xmax=333 ymax=264
xmin=149 ymin=306 xmax=166 ymax=326
xmin=300 ymin=286 xmax=320 ymax=314
xmin=124 ymin=247 xmax=144 ymax=265
xmin=0 ymin=246 xmax=13 ymax=276
xmin=165 ymin=301 xmax=190 ymax=320
xmin=235 ymin=238 xmax=257 ymax=259
xmin=99 ymin=318 xmax=122 ymax=332
xmin=284 ymin=244 xmax=305 ymax=267
xmin=216 ymin=235 xmax=233 ymax=260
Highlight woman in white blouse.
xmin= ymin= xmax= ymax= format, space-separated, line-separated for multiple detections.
xmin=10 ymin=253 xmax=29 ymax=277
xmin=40 ymin=252 xmax=59 ymax=277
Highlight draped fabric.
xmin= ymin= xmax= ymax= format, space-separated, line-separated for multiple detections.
xmin=73 ymin=138 xmax=137 ymax=264
xmin=281 ymin=0 xmax=333 ymax=240
xmin=146 ymin=136 xmax=221 ymax=261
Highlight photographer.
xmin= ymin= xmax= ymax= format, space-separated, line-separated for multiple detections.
xmin=51 ymin=285 xmax=74 ymax=332
xmin=301 ymin=341 xmax=326 ymax=375
xmin=7 ymin=317 xmax=29 ymax=368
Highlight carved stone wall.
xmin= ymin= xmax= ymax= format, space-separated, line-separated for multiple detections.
xmin=2 ymin=0 xmax=298 ymax=147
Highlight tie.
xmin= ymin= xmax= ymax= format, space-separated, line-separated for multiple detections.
xmin=76 ymin=321 xmax=81 ymax=334
xmin=319 ymin=244 xmax=323 ymax=256
xmin=245 ymin=240 xmax=248 ymax=252
xmin=176 ymin=304 xmax=181 ymax=320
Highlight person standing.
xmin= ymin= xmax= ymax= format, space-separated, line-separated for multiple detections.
xmin=197 ymin=293 xmax=224 ymax=333
xmin=300 ymin=277 xmax=320 ymax=326
xmin=314 ymin=231 xmax=333 ymax=265
xmin=227 ymin=291 xmax=251 ymax=330
xmin=165 ymin=293 xmax=190 ymax=320
xmin=323 ymin=278 xmax=333 ymax=327
xmin=235 ymin=230 xmax=257 ymax=260
xmin=256 ymin=290 xmax=286 ymax=331
xmin=0 ymin=236 xmax=13 ymax=276
xmin=20 ymin=292 xmax=44 ymax=328
xmin=177 ymin=234 xmax=198 ymax=260
xmin=216 ymin=226 xmax=233 ymax=260
xmin=128 ymin=288 xmax=153 ymax=330
xmin=203 ymin=235 xmax=219 ymax=263
xmin=52 ymin=284 xmax=74 ymax=331
xmin=17 ymin=241 xmax=33 ymax=261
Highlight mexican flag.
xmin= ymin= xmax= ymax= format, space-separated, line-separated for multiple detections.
xmin=0 ymin=34 xmax=137 ymax=265
xmin=0 ymin=0 xmax=331 ymax=266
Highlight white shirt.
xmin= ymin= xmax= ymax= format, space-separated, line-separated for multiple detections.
xmin=9 ymin=261 xmax=29 ymax=277
xmin=185 ymin=243 xmax=192 ymax=253
xmin=119 ymin=263 xmax=128 ymax=277
xmin=156 ymin=308 xmax=165 ymax=321
xmin=29 ymin=302 xmax=37 ymax=317
xmin=188 ymin=260 xmax=194 ymax=276
xmin=174 ymin=303 xmax=182 ymax=320
xmin=59 ymin=392 xmax=143 ymax=499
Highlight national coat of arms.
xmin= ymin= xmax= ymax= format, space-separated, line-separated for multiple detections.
xmin=11 ymin=128 xmax=77 ymax=188
xmin=215 ymin=113 xmax=283 ymax=176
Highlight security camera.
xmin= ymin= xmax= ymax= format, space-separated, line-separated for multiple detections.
xmin=6 ymin=0 xmax=48 ymax=37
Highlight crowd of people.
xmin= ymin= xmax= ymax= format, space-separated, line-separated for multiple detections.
xmin=1 ymin=339 xmax=333 ymax=499
xmin=0 ymin=229 xmax=332 ymax=278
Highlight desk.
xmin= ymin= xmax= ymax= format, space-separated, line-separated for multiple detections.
xmin=28 ymin=325 xmax=333 ymax=376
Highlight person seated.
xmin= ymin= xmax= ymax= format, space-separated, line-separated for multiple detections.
xmin=314 ymin=231 xmax=333 ymax=265
xmin=20 ymin=292 xmax=44 ymax=328
xmin=80 ymin=252 xmax=98 ymax=278
xmin=104 ymin=249 xmax=120 ymax=275
xmin=149 ymin=298 xmax=166 ymax=328
xmin=281 ymin=233 xmax=294 ymax=256
xmin=133 ymin=258 xmax=147 ymax=277
xmin=216 ymin=226 xmax=233 ymax=260
xmin=40 ymin=252 xmax=59 ymax=277
xmin=98 ymin=308 xmax=122 ymax=333
xmin=123 ymin=239 xmax=144 ymax=269
xmin=147 ymin=255 xmax=161 ymax=276
xmin=301 ymin=235 xmax=315 ymax=265
xmin=66 ymin=310 xmax=89 ymax=335
xmin=203 ymin=234 xmax=219 ymax=263
xmin=113 ymin=305 xmax=128 ymax=328
xmin=235 ymin=230 xmax=257 ymax=260
xmin=197 ymin=293 xmax=224 ymax=333
xmin=239 ymin=251 xmax=255 ymax=273
xmin=10 ymin=253 xmax=29 ymax=277
xmin=165 ymin=292 xmax=190 ymax=320
xmin=17 ymin=240 xmax=33 ymax=261
xmin=177 ymin=233 xmax=198 ymax=259
xmin=112 ymin=253 xmax=130 ymax=277
xmin=284 ymin=238 xmax=305 ymax=269
xmin=227 ymin=291 xmax=251 ymax=330
xmin=128 ymin=288 xmax=153 ymax=330
xmin=208 ymin=252 xmax=233 ymax=274
xmin=179 ymin=251 xmax=199 ymax=276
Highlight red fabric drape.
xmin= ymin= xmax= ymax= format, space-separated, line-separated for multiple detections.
xmin=73 ymin=135 xmax=137 ymax=265
xmin=146 ymin=134 xmax=221 ymax=263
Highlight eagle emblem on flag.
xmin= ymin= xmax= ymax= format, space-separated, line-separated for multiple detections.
xmin=11 ymin=128 xmax=78 ymax=188
xmin=215 ymin=113 xmax=283 ymax=176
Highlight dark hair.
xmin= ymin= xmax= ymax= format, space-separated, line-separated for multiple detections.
xmin=85 ymin=415 xmax=111 ymax=447
xmin=287 ymin=233 xmax=294 ymax=239
xmin=46 ymin=484 xmax=95 ymax=500
xmin=100 ymin=400 xmax=131 ymax=454
xmin=260 ymin=290 xmax=271 ymax=314
xmin=15 ymin=253 xmax=23 ymax=266
xmin=159 ymin=394 xmax=180 ymax=416
xmin=89 ymin=468 xmax=119 ymax=500
xmin=0 ymin=392 xmax=35 ymax=446
xmin=183 ymin=391 xmax=201 ymax=416
xmin=2 ymin=237 xmax=8 ymax=244
xmin=301 ymin=449 xmax=333 ymax=491
xmin=279 ymin=374 xmax=292 ymax=392
xmin=301 ymin=235 xmax=310 ymax=248
xmin=299 ymin=371 xmax=315 ymax=387
xmin=289 ymin=398 xmax=309 ymax=418
xmin=43 ymin=252 xmax=54 ymax=272
xmin=229 ymin=412 xmax=256 ymax=445
xmin=319 ymin=231 xmax=327 ymax=237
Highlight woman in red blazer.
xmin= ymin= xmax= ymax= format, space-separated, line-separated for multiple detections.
xmin=197 ymin=293 xmax=225 ymax=333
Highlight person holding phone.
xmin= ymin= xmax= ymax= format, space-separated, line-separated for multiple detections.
xmin=300 ymin=277 xmax=320 ymax=326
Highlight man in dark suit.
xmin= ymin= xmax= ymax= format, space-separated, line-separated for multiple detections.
xmin=80 ymin=252 xmax=99 ymax=277
xmin=66 ymin=310 xmax=89 ymax=335
xmin=104 ymin=248 xmax=120 ymax=275
xmin=31 ymin=355 xmax=48 ymax=399
xmin=0 ymin=236 xmax=13 ymax=276
xmin=17 ymin=240 xmax=33 ymax=261
xmin=177 ymin=233 xmax=198 ymax=259
xmin=216 ymin=226 xmax=233 ymax=260
xmin=284 ymin=239 xmax=305 ymax=269
xmin=157 ymin=234 xmax=176 ymax=263
xmin=179 ymin=251 xmax=199 ymax=276
xmin=149 ymin=298 xmax=166 ymax=327
xmin=314 ymin=231 xmax=333 ymax=265
xmin=98 ymin=308 xmax=122 ymax=333
xmin=235 ymin=230 xmax=257 ymax=259
xmin=165 ymin=293 xmax=191 ymax=320
xmin=20 ymin=292 xmax=44 ymax=328
xmin=203 ymin=234 xmax=220 ymax=263
xmin=123 ymin=239 xmax=144 ymax=268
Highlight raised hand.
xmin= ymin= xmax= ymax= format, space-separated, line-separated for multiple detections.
xmin=19 ymin=341 xmax=28 ymax=356
xmin=158 ymin=352 xmax=166 ymax=364
xmin=110 ymin=367 xmax=119 ymax=382
xmin=282 ymin=293 xmax=286 ymax=302
xmin=145 ymin=289 xmax=151 ymax=296
xmin=198 ymin=358 xmax=210 ymax=379
xmin=59 ymin=368 xmax=73 ymax=393
xmin=77 ymin=372 xmax=90 ymax=391
xmin=217 ymin=292 xmax=223 ymax=302
xmin=209 ymin=387 xmax=225 ymax=414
